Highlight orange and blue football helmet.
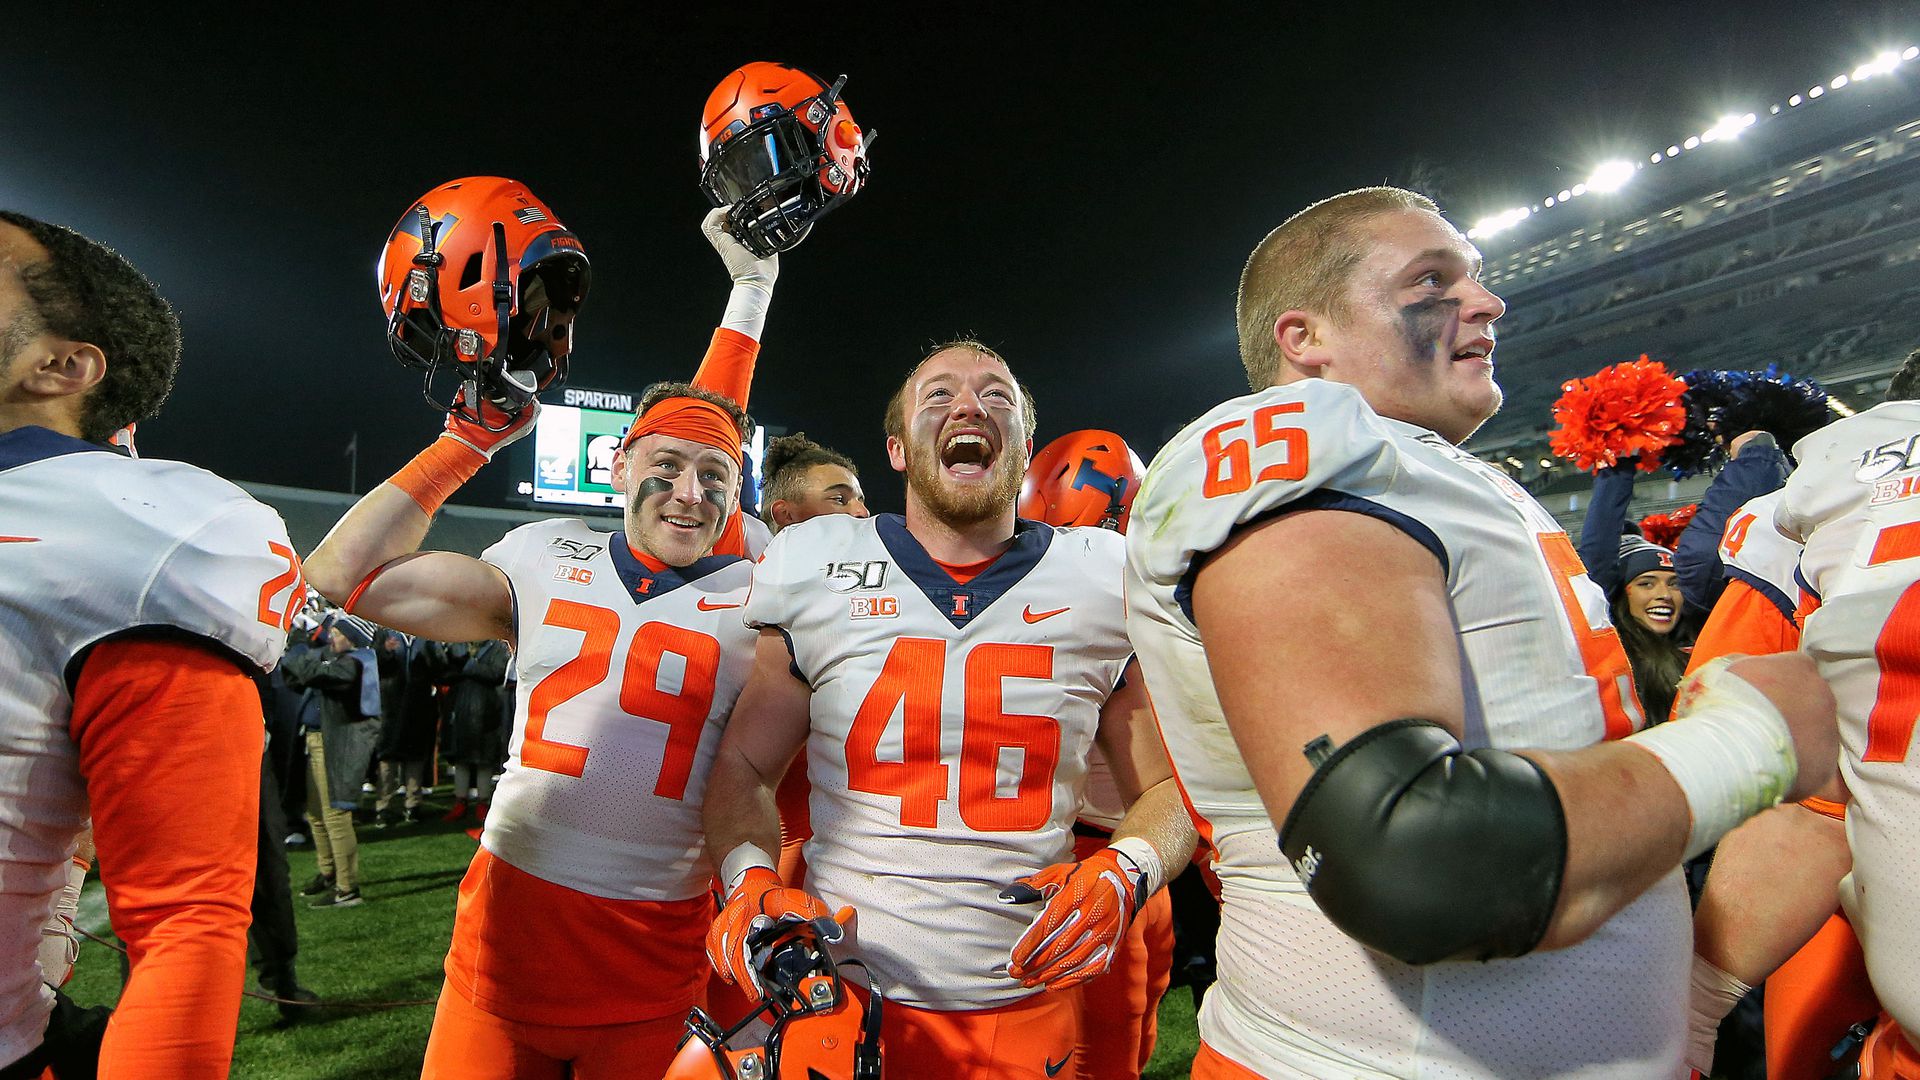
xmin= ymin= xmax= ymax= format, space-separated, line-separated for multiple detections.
xmin=667 ymin=914 xmax=883 ymax=1080
xmin=377 ymin=176 xmax=590 ymax=426
xmin=699 ymin=62 xmax=872 ymax=258
xmin=1019 ymin=430 xmax=1146 ymax=533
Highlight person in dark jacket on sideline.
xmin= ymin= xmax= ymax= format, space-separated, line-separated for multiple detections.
xmin=371 ymin=629 xmax=437 ymax=827
xmin=279 ymin=613 xmax=382 ymax=907
xmin=1673 ymin=430 xmax=1792 ymax=612
xmin=436 ymin=639 xmax=509 ymax=823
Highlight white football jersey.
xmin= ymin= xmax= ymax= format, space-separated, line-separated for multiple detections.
xmin=482 ymin=519 xmax=756 ymax=901
xmin=745 ymin=513 xmax=1130 ymax=1010
xmin=0 ymin=427 xmax=294 ymax=1065
xmin=1776 ymin=401 xmax=1920 ymax=1035
xmin=1718 ymin=488 xmax=1801 ymax=619
xmin=1127 ymin=381 xmax=1689 ymax=1078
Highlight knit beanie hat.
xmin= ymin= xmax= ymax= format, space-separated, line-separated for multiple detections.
xmin=1618 ymin=535 xmax=1675 ymax=587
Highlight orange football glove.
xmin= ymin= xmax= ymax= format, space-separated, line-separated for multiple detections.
xmin=1001 ymin=847 xmax=1145 ymax=990
xmin=443 ymin=393 xmax=539 ymax=460
xmin=389 ymin=393 xmax=537 ymax=516
xmin=707 ymin=868 xmax=837 ymax=1001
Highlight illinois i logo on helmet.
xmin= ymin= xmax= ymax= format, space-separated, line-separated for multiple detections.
xmin=698 ymin=62 xmax=874 ymax=258
xmin=376 ymin=176 xmax=592 ymax=429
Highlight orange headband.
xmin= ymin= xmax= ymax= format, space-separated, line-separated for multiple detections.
xmin=621 ymin=397 xmax=744 ymax=465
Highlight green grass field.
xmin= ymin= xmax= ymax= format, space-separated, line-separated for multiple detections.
xmin=63 ymin=800 xmax=1202 ymax=1078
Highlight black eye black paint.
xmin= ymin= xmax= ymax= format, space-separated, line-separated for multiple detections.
xmin=1400 ymin=296 xmax=1460 ymax=359
xmin=702 ymin=487 xmax=729 ymax=511
xmin=638 ymin=476 xmax=674 ymax=499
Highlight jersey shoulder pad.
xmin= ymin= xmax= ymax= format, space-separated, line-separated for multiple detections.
xmin=744 ymin=513 xmax=871 ymax=628
xmin=481 ymin=516 xmax=603 ymax=575
xmin=132 ymin=462 xmax=298 ymax=674
xmin=1131 ymin=380 xmax=1402 ymax=590
xmin=1778 ymin=404 xmax=1920 ymax=542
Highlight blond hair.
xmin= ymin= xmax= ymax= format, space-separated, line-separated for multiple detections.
xmin=1236 ymin=187 xmax=1439 ymax=390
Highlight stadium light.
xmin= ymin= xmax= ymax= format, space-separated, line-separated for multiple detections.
xmin=1854 ymin=52 xmax=1901 ymax=80
xmin=1684 ymin=136 xmax=1702 ymax=150
xmin=1809 ymin=85 xmax=1825 ymax=98
xmin=1831 ymin=75 xmax=1850 ymax=90
xmin=1789 ymin=94 xmax=1803 ymax=106
xmin=1587 ymin=160 xmax=1636 ymax=193
xmin=1467 ymin=206 xmax=1533 ymax=240
xmin=1906 ymin=47 xmax=1919 ymax=61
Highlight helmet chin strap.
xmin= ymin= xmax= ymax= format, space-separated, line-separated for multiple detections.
xmin=462 ymin=220 xmax=523 ymax=433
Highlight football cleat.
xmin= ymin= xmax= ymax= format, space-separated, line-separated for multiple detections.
xmin=1019 ymin=430 xmax=1146 ymax=533
xmin=699 ymin=62 xmax=872 ymax=258
xmin=669 ymin=914 xmax=883 ymax=1080
xmin=377 ymin=176 xmax=590 ymax=428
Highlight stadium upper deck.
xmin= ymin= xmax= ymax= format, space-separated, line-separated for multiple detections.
xmin=1463 ymin=54 xmax=1920 ymax=501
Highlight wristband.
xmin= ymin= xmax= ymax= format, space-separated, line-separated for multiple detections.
xmin=720 ymin=278 xmax=773 ymax=341
xmin=1625 ymin=657 xmax=1798 ymax=860
xmin=387 ymin=436 xmax=487 ymax=517
xmin=1108 ymin=836 xmax=1165 ymax=900
xmin=720 ymin=843 xmax=776 ymax=894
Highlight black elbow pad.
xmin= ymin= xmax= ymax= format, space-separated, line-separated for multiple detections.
xmin=1278 ymin=719 xmax=1566 ymax=965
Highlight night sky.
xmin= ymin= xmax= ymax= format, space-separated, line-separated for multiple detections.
xmin=4 ymin=2 xmax=1913 ymax=514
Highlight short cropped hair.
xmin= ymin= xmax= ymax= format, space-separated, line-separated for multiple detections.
xmin=1236 ymin=187 xmax=1439 ymax=391
xmin=762 ymin=432 xmax=857 ymax=505
xmin=633 ymin=381 xmax=751 ymax=439
xmin=882 ymin=338 xmax=1038 ymax=441
xmin=0 ymin=210 xmax=181 ymax=441
xmin=1887 ymin=347 xmax=1920 ymax=403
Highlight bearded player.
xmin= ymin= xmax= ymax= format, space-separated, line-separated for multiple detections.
xmin=1124 ymin=186 xmax=1840 ymax=1078
xmin=1692 ymin=354 xmax=1920 ymax=1079
xmin=703 ymin=342 xmax=1197 ymax=1080
xmin=302 ymin=180 xmax=780 ymax=1078
xmin=0 ymin=211 xmax=301 ymax=1077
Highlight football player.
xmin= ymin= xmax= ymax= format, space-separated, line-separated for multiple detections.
xmin=0 ymin=211 xmax=300 ymax=1076
xmin=1018 ymin=429 xmax=1175 ymax=1080
xmin=1123 ymin=187 xmax=1840 ymax=1078
xmin=703 ymin=342 xmax=1197 ymax=1080
xmin=760 ymin=432 xmax=869 ymax=533
xmin=301 ymin=184 xmax=782 ymax=1079
xmin=1692 ymin=353 xmax=1920 ymax=1079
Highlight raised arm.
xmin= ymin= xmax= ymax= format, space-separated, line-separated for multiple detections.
xmin=1194 ymin=506 xmax=1837 ymax=964
xmin=303 ymin=404 xmax=532 ymax=644
xmin=1576 ymin=463 xmax=1637 ymax=598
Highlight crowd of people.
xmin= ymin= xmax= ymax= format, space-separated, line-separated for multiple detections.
xmin=3 ymin=66 xmax=1919 ymax=1080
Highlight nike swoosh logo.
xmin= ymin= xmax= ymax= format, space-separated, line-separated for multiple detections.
xmin=0 ymin=536 xmax=40 ymax=544
xmin=1023 ymin=605 xmax=1069 ymax=624
xmin=696 ymin=598 xmax=742 ymax=611
xmin=1046 ymin=1052 xmax=1072 ymax=1077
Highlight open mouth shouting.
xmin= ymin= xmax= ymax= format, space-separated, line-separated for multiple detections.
xmin=940 ymin=427 xmax=1000 ymax=480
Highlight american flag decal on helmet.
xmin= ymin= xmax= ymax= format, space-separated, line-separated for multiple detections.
xmin=514 ymin=207 xmax=548 ymax=224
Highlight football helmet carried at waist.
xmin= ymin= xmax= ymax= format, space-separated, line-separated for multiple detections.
xmin=667 ymin=914 xmax=883 ymax=1080
xmin=1019 ymin=429 xmax=1147 ymax=533
xmin=699 ymin=62 xmax=872 ymax=258
xmin=377 ymin=176 xmax=590 ymax=427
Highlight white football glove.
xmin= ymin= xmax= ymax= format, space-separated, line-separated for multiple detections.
xmin=703 ymin=208 xmax=777 ymax=339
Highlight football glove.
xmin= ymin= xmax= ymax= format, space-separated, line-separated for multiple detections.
xmin=442 ymin=390 xmax=539 ymax=461
xmin=702 ymin=207 xmax=778 ymax=341
xmin=708 ymin=868 xmax=840 ymax=1001
xmin=1001 ymin=846 xmax=1147 ymax=990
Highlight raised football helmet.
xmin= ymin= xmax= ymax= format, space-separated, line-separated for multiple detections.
xmin=699 ymin=62 xmax=872 ymax=258
xmin=1019 ymin=430 xmax=1147 ymax=533
xmin=667 ymin=915 xmax=883 ymax=1080
xmin=377 ymin=177 xmax=590 ymax=426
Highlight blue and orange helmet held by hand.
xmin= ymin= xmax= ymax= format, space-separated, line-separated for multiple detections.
xmin=377 ymin=176 xmax=590 ymax=425
xmin=1020 ymin=430 xmax=1147 ymax=533
xmin=699 ymin=62 xmax=873 ymax=258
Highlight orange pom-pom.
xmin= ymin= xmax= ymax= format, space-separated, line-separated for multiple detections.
xmin=1547 ymin=356 xmax=1689 ymax=473
xmin=1639 ymin=503 xmax=1698 ymax=549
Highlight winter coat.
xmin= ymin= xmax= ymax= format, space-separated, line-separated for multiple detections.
xmin=436 ymin=640 xmax=509 ymax=767
xmin=374 ymin=631 xmax=439 ymax=762
xmin=280 ymin=645 xmax=383 ymax=810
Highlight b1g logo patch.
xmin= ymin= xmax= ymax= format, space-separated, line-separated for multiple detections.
xmin=553 ymin=565 xmax=594 ymax=586
xmin=850 ymin=596 xmax=899 ymax=619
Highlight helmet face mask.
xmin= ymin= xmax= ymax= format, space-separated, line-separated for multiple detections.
xmin=699 ymin=63 xmax=872 ymax=259
xmin=377 ymin=178 xmax=590 ymax=427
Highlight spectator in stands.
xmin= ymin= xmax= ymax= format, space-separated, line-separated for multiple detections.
xmin=758 ymin=431 xmax=869 ymax=533
xmin=1577 ymin=464 xmax=1691 ymax=723
xmin=280 ymin=613 xmax=382 ymax=908
xmin=1673 ymin=430 xmax=1792 ymax=613
xmin=437 ymin=639 xmax=509 ymax=824
xmin=371 ymin=629 xmax=436 ymax=828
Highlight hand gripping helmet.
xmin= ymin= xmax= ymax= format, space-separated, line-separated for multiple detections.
xmin=1019 ymin=430 xmax=1147 ymax=533
xmin=666 ymin=915 xmax=883 ymax=1080
xmin=699 ymin=62 xmax=872 ymax=258
xmin=377 ymin=177 xmax=590 ymax=426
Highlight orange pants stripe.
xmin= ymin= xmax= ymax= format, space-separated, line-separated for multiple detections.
xmin=420 ymin=977 xmax=688 ymax=1080
xmin=882 ymin=990 xmax=1083 ymax=1080
xmin=1193 ymin=1040 xmax=1267 ymax=1078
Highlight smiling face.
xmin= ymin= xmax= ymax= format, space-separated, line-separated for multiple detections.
xmin=886 ymin=346 xmax=1031 ymax=528
xmin=1625 ymin=570 xmax=1682 ymax=636
xmin=612 ymin=432 xmax=740 ymax=566
xmin=1280 ymin=209 xmax=1507 ymax=443
xmin=773 ymin=463 xmax=869 ymax=528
